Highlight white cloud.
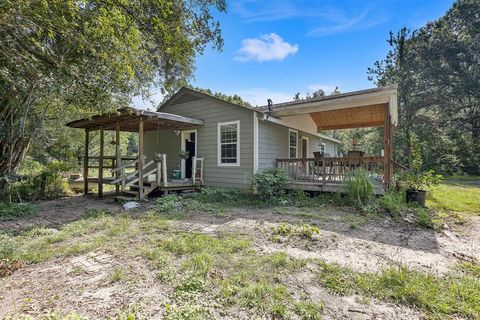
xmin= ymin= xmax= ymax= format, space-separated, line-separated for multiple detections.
xmin=235 ymin=33 xmax=299 ymax=62
xmin=307 ymin=84 xmax=336 ymax=95
xmin=230 ymin=88 xmax=294 ymax=106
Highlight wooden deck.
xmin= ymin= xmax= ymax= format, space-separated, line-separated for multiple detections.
xmin=277 ymin=156 xmax=387 ymax=195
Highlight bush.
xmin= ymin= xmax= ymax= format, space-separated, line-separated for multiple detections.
xmin=346 ymin=169 xmax=376 ymax=207
xmin=7 ymin=159 xmax=72 ymax=201
xmin=0 ymin=202 xmax=37 ymax=221
xmin=252 ymin=168 xmax=289 ymax=200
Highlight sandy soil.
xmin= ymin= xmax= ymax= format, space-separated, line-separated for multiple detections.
xmin=1 ymin=196 xmax=478 ymax=319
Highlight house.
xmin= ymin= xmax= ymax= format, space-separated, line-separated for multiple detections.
xmin=67 ymin=86 xmax=397 ymax=200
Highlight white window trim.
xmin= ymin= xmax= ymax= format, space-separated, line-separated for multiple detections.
xmin=217 ymin=120 xmax=240 ymax=167
xmin=288 ymin=129 xmax=298 ymax=159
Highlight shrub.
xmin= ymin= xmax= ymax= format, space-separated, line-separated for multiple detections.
xmin=252 ymin=168 xmax=289 ymax=200
xmin=0 ymin=202 xmax=37 ymax=221
xmin=346 ymin=169 xmax=375 ymax=207
xmin=415 ymin=208 xmax=434 ymax=228
xmin=8 ymin=159 xmax=71 ymax=201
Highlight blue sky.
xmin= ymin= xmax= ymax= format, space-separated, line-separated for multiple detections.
xmin=134 ymin=0 xmax=453 ymax=109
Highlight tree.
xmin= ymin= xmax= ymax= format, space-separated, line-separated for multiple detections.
xmin=183 ymin=86 xmax=253 ymax=108
xmin=0 ymin=0 xmax=226 ymax=185
xmin=368 ymin=0 xmax=480 ymax=174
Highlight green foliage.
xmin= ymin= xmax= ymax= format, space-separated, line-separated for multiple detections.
xmin=414 ymin=208 xmax=434 ymax=228
xmin=252 ymin=168 xmax=289 ymax=200
xmin=183 ymin=86 xmax=252 ymax=108
xmin=0 ymin=202 xmax=37 ymax=221
xmin=403 ymin=135 xmax=443 ymax=191
xmin=368 ymin=2 xmax=480 ymax=175
xmin=0 ymin=0 xmax=226 ymax=180
xmin=271 ymin=223 xmax=320 ymax=240
xmin=316 ymin=261 xmax=480 ymax=318
xmin=293 ymin=300 xmax=324 ymax=320
xmin=346 ymin=169 xmax=375 ymax=207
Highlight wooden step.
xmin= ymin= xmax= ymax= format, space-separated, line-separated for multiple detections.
xmin=114 ymin=195 xmax=137 ymax=202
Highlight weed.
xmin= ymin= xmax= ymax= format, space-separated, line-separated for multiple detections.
xmin=165 ymin=304 xmax=209 ymax=320
xmin=456 ymin=261 xmax=480 ymax=277
xmin=271 ymin=223 xmax=292 ymax=237
xmin=297 ymin=223 xmax=320 ymax=239
xmin=110 ymin=266 xmax=124 ymax=283
xmin=414 ymin=208 xmax=434 ymax=228
xmin=346 ymin=169 xmax=376 ymax=207
xmin=241 ymin=281 xmax=290 ymax=316
xmin=252 ymin=168 xmax=289 ymax=200
xmin=175 ymin=276 xmax=206 ymax=293
xmin=293 ymin=300 xmax=324 ymax=319
xmin=0 ymin=202 xmax=37 ymax=221
xmin=184 ymin=252 xmax=213 ymax=277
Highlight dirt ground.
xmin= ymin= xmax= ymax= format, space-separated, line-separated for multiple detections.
xmin=1 ymin=195 xmax=479 ymax=319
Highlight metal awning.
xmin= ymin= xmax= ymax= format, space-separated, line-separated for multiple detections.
xmin=66 ymin=108 xmax=203 ymax=132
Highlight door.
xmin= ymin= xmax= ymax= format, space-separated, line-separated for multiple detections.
xmin=181 ymin=130 xmax=197 ymax=179
xmin=301 ymin=137 xmax=309 ymax=158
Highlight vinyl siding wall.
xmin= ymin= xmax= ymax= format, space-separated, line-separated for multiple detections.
xmin=144 ymin=97 xmax=255 ymax=189
xmin=258 ymin=117 xmax=337 ymax=170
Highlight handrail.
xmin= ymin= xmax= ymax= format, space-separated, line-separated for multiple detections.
xmin=192 ymin=157 xmax=204 ymax=184
xmin=111 ymin=155 xmax=147 ymax=173
xmin=276 ymin=156 xmax=384 ymax=163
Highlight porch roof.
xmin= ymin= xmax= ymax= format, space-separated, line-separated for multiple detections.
xmin=66 ymin=108 xmax=203 ymax=132
xmin=260 ymin=86 xmax=398 ymax=131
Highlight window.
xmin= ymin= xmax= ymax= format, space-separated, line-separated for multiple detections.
xmin=319 ymin=143 xmax=325 ymax=156
xmin=289 ymin=129 xmax=298 ymax=158
xmin=218 ymin=121 xmax=240 ymax=166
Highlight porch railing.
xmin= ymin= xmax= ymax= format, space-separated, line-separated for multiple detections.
xmin=276 ymin=156 xmax=385 ymax=185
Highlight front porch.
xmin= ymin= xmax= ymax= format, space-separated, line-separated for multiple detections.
xmin=67 ymin=108 xmax=205 ymax=200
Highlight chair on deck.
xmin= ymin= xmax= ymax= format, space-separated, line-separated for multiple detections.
xmin=347 ymin=150 xmax=364 ymax=169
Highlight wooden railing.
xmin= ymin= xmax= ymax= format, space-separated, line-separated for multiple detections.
xmin=192 ymin=157 xmax=205 ymax=184
xmin=276 ymin=156 xmax=385 ymax=185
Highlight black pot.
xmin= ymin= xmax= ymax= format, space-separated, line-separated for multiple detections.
xmin=406 ymin=189 xmax=427 ymax=206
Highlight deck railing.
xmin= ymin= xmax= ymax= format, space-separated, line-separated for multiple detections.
xmin=276 ymin=156 xmax=385 ymax=185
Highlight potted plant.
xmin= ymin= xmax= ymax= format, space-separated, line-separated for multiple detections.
xmin=404 ymin=169 xmax=442 ymax=206
xmin=178 ymin=150 xmax=190 ymax=160
xmin=404 ymin=134 xmax=442 ymax=206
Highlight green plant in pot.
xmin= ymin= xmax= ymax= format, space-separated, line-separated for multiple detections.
xmin=404 ymin=135 xmax=442 ymax=206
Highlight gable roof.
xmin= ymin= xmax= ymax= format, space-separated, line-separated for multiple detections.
xmin=159 ymin=87 xmax=262 ymax=113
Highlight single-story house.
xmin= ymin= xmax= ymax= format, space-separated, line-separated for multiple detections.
xmin=67 ymin=86 xmax=398 ymax=200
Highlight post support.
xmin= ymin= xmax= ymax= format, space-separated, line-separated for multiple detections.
xmin=83 ymin=129 xmax=90 ymax=195
xmin=115 ymin=122 xmax=120 ymax=195
xmin=383 ymin=104 xmax=393 ymax=187
xmin=138 ymin=117 xmax=144 ymax=200
xmin=98 ymin=127 xmax=104 ymax=198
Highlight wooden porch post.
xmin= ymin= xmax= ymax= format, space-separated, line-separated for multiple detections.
xmin=98 ymin=127 xmax=104 ymax=198
xmin=83 ymin=129 xmax=89 ymax=195
xmin=138 ymin=117 xmax=144 ymax=200
xmin=383 ymin=104 xmax=393 ymax=187
xmin=115 ymin=122 xmax=120 ymax=195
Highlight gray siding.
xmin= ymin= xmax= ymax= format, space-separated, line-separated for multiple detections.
xmin=144 ymin=130 xmax=181 ymax=177
xmin=144 ymin=97 xmax=254 ymax=189
xmin=258 ymin=118 xmax=337 ymax=170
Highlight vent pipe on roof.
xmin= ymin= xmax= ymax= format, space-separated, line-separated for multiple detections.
xmin=266 ymin=99 xmax=273 ymax=119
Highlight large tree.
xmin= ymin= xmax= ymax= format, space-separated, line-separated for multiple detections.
xmin=0 ymin=0 xmax=226 ymax=181
xmin=368 ymin=0 xmax=480 ymax=174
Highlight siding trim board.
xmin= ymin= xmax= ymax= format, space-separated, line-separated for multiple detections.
xmin=253 ymin=111 xmax=259 ymax=173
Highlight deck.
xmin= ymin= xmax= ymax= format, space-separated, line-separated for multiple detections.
xmin=277 ymin=156 xmax=388 ymax=195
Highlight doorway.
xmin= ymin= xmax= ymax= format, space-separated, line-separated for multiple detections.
xmin=301 ymin=137 xmax=309 ymax=158
xmin=181 ymin=130 xmax=197 ymax=179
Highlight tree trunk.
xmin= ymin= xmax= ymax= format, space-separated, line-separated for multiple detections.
xmin=0 ymin=135 xmax=31 ymax=177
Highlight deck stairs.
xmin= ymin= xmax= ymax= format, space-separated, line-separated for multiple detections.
xmin=110 ymin=154 xmax=204 ymax=201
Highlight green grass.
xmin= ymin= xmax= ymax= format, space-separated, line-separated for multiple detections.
xmin=316 ymin=260 xmax=480 ymax=319
xmin=427 ymin=178 xmax=480 ymax=218
xmin=0 ymin=202 xmax=37 ymax=221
